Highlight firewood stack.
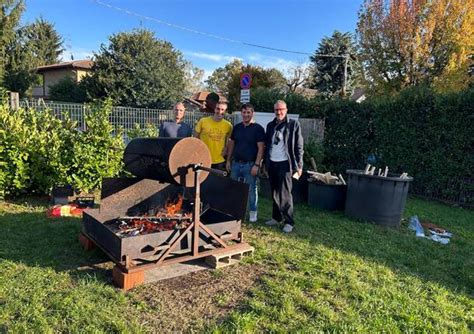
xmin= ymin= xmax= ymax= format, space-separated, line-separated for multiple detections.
xmin=307 ymin=170 xmax=346 ymax=185
xmin=307 ymin=157 xmax=346 ymax=185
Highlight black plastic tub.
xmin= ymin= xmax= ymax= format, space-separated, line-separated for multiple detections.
xmin=345 ymin=169 xmax=413 ymax=227
xmin=308 ymin=182 xmax=347 ymax=211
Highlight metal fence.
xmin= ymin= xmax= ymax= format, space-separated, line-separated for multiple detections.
xmin=17 ymin=100 xmax=324 ymax=142
xmin=18 ymin=100 xmax=207 ymax=132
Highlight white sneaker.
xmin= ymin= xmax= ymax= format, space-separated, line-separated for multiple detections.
xmin=249 ymin=211 xmax=257 ymax=222
xmin=282 ymin=224 xmax=294 ymax=233
xmin=265 ymin=218 xmax=281 ymax=226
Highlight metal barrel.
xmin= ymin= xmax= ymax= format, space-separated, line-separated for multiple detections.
xmin=123 ymin=137 xmax=212 ymax=187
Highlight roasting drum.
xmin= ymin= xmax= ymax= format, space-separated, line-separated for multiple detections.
xmin=123 ymin=137 xmax=212 ymax=187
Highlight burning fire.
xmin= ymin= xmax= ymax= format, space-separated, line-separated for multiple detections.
xmin=116 ymin=194 xmax=192 ymax=237
xmin=163 ymin=194 xmax=183 ymax=216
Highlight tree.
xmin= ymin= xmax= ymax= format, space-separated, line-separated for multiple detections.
xmin=183 ymin=61 xmax=204 ymax=97
xmin=3 ymin=15 xmax=63 ymax=96
xmin=49 ymin=76 xmax=86 ymax=102
xmin=0 ymin=0 xmax=24 ymax=86
xmin=84 ymin=29 xmax=186 ymax=108
xmin=206 ymin=59 xmax=287 ymax=110
xmin=25 ymin=17 xmax=64 ymax=66
xmin=357 ymin=0 xmax=473 ymax=94
xmin=3 ymin=26 xmax=36 ymax=95
xmin=285 ymin=63 xmax=310 ymax=93
xmin=205 ymin=58 xmax=242 ymax=95
xmin=308 ymin=31 xmax=358 ymax=99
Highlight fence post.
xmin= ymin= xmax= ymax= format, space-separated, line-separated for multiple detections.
xmin=9 ymin=92 xmax=19 ymax=110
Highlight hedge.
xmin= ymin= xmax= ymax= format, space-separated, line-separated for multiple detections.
xmin=316 ymin=86 xmax=473 ymax=205
xmin=0 ymin=99 xmax=123 ymax=198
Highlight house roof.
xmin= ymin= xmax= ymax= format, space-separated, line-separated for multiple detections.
xmin=183 ymin=97 xmax=204 ymax=108
xmin=37 ymin=60 xmax=93 ymax=73
xmin=191 ymin=91 xmax=228 ymax=103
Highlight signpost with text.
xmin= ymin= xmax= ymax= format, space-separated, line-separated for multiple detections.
xmin=240 ymin=73 xmax=252 ymax=103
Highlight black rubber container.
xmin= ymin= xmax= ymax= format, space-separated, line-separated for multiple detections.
xmin=345 ymin=169 xmax=413 ymax=227
xmin=308 ymin=182 xmax=347 ymax=211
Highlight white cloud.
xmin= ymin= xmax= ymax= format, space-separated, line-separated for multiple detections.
xmin=184 ymin=50 xmax=241 ymax=63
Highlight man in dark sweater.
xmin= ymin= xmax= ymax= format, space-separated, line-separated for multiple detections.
xmin=226 ymin=104 xmax=265 ymax=222
xmin=159 ymin=102 xmax=192 ymax=138
xmin=264 ymin=100 xmax=304 ymax=233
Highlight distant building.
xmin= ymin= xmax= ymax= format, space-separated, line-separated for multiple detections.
xmin=32 ymin=60 xmax=93 ymax=99
xmin=190 ymin=91 xmax=228 ymax=105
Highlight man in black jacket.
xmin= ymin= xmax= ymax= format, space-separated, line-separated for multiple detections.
xmin=264 ymin=100 xmax=304 ymax=233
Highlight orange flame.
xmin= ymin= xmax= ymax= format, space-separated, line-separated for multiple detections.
xmin=164 ymin=194 xmax=183 ymax=216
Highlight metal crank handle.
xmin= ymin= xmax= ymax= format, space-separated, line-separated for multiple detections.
xmin=194 ymin=165 xmax=227 ymax=177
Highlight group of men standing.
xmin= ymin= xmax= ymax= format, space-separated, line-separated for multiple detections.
xmin=159 ymin=97 xmax=303 ymax=234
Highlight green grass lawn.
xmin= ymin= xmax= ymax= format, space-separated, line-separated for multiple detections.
xmin=0 ymin=196 xmax=472 ymax=332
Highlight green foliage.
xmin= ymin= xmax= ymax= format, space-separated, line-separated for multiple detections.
xmin=84 ymin=29 xmax=186 ymax=108
xmin=0 ymin=0 xmax=25 ymax=86
xmin=321 ymin=98 xmax=375 ymax=173
xmin=68 ymin=99 xmax=124 ymax=192
xmin=206 ymin=59 xmax=287 ymax=110
xmin=0 ymin=99 xmax=124 ymax=198
xmin=3 ymin=16 xmax=63 ymax=96
xmin=372 ymin=86 xmax=473 ymax=202
xmin=48 ymin=76 xmax=87 ymax=103
xmin=0 ymin=105 xmax=31 ymax=198
xmin=309 ymin=30 xmax=359 ymax=99
xmin=249 ymin=87 xmax=320 ymax=116
xmin=24 ymin=16 xmax=64 ymax=66
xmin=3 ymin=26 xmax=37 ymax=95
xmin=319 ymin=86 xmax=473 ymax=204
xmin=127 ymin=123 xmax=159 ymax=140
xmin=303 ymin=137 xmax=325 ymax=171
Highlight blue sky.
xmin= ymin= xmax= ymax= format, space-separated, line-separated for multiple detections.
xmin=22 ymin=0 xmax=364 ymax=79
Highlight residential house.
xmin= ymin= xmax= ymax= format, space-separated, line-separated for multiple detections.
xmin=33 ymin=60 xmax=93 ymax=99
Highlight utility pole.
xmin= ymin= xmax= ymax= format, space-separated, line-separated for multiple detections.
xmin=342 ymin=54 xmax=349 ymax=97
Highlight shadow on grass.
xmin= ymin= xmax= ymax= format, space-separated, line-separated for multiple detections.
xmin=0 ymin=199 xmax=112 ymax=282
xmin=253 ymin=196 xmax=474 ymax=295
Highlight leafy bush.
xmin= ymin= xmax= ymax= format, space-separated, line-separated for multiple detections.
xmin=48 ymin=76 xmax=87 ymax=103
xmin=320 ymin=99 xmax=375 ymax=173
xmin=68 ymin=99 xmax=124 ymax=192
xmin=303 ymin=137 xmax=325 ymax=171
xmin=316 ymin=86 xmax=473 ymax=204
xmin=127 ymin=123 xmax=159 ymax=140
xmin=249 ymin=87 xmax=320 ymax=116
xmin=0 ymin=98 xmax=124 ymax=198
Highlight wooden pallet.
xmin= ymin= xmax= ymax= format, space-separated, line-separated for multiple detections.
xmin=80 ymin=232 xmax=254 ymax=289
xmin=205 ymin=244 xmax=254 ymax=269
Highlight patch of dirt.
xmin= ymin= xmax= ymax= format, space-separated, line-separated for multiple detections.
xmin=130 ymin=263 xmax=266 ymax=332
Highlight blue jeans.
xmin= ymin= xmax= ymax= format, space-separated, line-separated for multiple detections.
xmin=230 ymin=161 xmax=258 ymax=212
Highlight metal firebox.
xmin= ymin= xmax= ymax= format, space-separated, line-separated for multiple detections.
xmin=81 ymin=137 xmax=251 ymax=286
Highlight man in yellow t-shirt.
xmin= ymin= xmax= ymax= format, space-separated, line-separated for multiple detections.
xmin=194 ymin=101 xmax=233 ymax=170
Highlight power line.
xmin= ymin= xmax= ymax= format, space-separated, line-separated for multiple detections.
xmin=91 ymin=0 xmax=348 ymax=58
